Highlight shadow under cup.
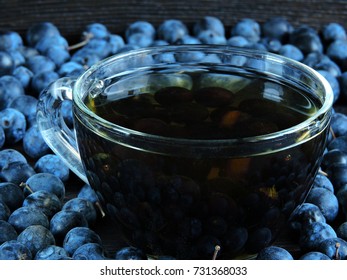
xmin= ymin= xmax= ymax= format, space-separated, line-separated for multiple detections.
xmin=45 ymin=45 xmax=334 ymax=259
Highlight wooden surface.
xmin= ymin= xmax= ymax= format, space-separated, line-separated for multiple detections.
xmin=1 ymin=0 xmax=347 ymax=40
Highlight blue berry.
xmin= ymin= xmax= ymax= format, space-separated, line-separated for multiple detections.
xmin=245 ymin=227 xmax=272 ymax=254
xmin=26 ymin=22 xmax=61 ymax=47
xmin=289 ymin=203 xmax=326 ymax=233
xmin=114 ymin=246 xmax=147 ymax=260
xmin=50 ymin=210 xmax=88 ymax=242
xmin=58 ymin=61 xmax=85 ymax=77
xmin=71 ymin=48 xmax=101 ymax=67
xmin=261 ymin=17 xmax=293 ymax=41
xmin=85 ymin=23 xmax=110 ymax=40
xmin=72 ymin=243 xmax=107 ymax=260
xmin=35 ymin=245 xmax=70 ymax=260
xmin=197 ymin=30 xmax=227 ymax=45
xmin=0 ymin=108 xmax=26 ymax=144
xmin=77 ymin=184 xmax=104 ymax=217
xmin=22 ymin=190 xmax=62 ymax=219
xmin=12 ymin=66 xmax=34 ymax=88
xmin=108 ymin=34 xmax=125 ymax=54
xmin=127 ymin=33 xmax=154 ymax=48
xmin=0 ymin=240 xmax=32 ymax=260
xmin=290 ymin=25 xmax=323 ymax=54
xmin=326 ymin=39 xmax=347 ymax=65
xmin=256 ymin=246 xmax=293 ymax=260
xmin=231 ymin=18 xmax=261 ymax=43
xmin=322 ymin=23 xmax=347 ymax=43
xmin=45 ymin=45 xmax=70 ymax=67
xmin=0 ymin=149 xmax=27 ymax=169
xmin=31 ymin=70 xmax=60 ymax=94
xmin=305 ymin=187 xmax=339 ymax=222
xmin=7 ymin=49 xmax=25 ymax=67
xmin=328 ymin=135 xmax=347 ymax=155
xmin=311 ymin=173 xmax=334 ymax=193
xmin=62 ymin=197 xmax=97 ymax=226
xmin=82 ymin=38 xmax=111 ymax=59
xmin=193 ymin=16 xmax=225 ymax=37
xmin=26 ymin=54 xmax=56 ymax=75
xmin=125 ymin=21 xmax=155 ymax=47
xmin=278 ymin=44 xmax=304 ymax=61
xmin=0 ymin=51 xmax=14 ymax=76
xmin=330 ymin=112 xmax=347 ymax=137
xmin=8 ymin=206 xmax=49 ymax=233
xmin=0 ymin=161 xmax=36 ymax=185
xmin=0 ymin=200 xmax=10 ymax=221
xmin=0 ymin=126 xmax=4 ymax=149
xmin=63 ymin=227 xmax=102 ymax=256
xmin=227 ymin=36 xmax=249 ymax=47
xmin=157 ymin=19 xmax=189 ymax=44
xmin=336 ymin=184 xmax=347 ymax=218
xmin=9 ymin=95 xmax=38 ymax=127
xmin=299 ymin=251 xmax=331 ymax=260
xmin=320 ymin=149 xmax=347 ymax=172
xmin=24 ymin=173 xmax=65 ymax=202
xmin=17 ymin=224 xmax=55 ymax=257
xmin=318 ymin=237 xmax=347 ymax=260
xmin=336 ymin=222 xmax=347 ymax=240
xmin=260 ymin=37 xmax=282 ymax=53
xmin=61 ymin=99 xmax=73 ymax=127
xmin=0 ymin=182 xmax=24 ymax=211
xmin=338 ymin=71 xmax=347 ymax=99
xmin=317 ymin=70 xmax=340 ymax=103
xmin=34 ymin=34 xmax=68 ymax=54
xmin=0 ymin=75 xmax=24 ymax=110
xmin=34 ymin=154 xmax=70 ymax=182
xmin=0 ymin=220 xmax=18 ymax=244
xmin=0 ymin=31 xmax=23 ymax=51
xmin=299 ymin=221 xmax=337 ymax=251
xmin=23 ymin=124 xmax=51 ymax=159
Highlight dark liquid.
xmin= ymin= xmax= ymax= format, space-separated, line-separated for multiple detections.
xmin=76 ymin=71 xmax=328 ymax=259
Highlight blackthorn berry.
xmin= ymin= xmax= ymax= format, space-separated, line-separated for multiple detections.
xmin=114 ymin=246 xmax=147 ymax=260
xmin=22 ymin=190 xmax=62 ymax=219
xmin=35 ymin=245 xmax=70 ymax=260
xmin=299 ymin=251 xmax=331 ymax=260
xmin=0 ymin=108 xmax=26 ymax=144
xmin=50 ymin=210 xmax=88 ymax=242
xmin=256 ymin=246 xmax=293 ymax=260
xmin=23 ymin=172 xmax=65 ymax=201
xmin=72 ymin=242 xmax=107 ymax=260
xmin=63 ymin=226 xmax=102 ymax=256
xmin=8 ymin=206 xmax=49 ymax=233
xmin=62 ymin=197 xmax=97 ymax=226
xmin=0 ymin=220 xmax=18 ymax=244
xmin=17 ymin=224 xmax=55 ymax=257
xmin=0 ymin=161 xmax=36 ymax=185
xmin=0 ymin=240 xmax=32 ymax=260
xmin=299 ymin=221 xmax=337 ymax=251
xmin=0 ymin=182 xmax=24 ymax=211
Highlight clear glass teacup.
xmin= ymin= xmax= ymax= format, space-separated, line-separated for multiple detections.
xmin=37 ymin=45 xmax=333 ymax=259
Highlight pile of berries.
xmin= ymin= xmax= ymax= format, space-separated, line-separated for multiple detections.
xmin=1 ymin=16 xmax=347 ymax=260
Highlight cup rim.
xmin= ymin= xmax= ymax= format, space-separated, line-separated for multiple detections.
xmin=73 ymin=45 xmax=333 ymax=155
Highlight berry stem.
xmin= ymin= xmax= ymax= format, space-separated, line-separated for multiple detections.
xmin=330 ymin=126 xmax=336 ymax=139
xmin=95 ymin=201 xmax=106 ymax=218
xmin=212 ymin=245 xmax=221 ymax=260
xmin=335 ymin=242 xmax=341 ymax=260
xmin=19 ymin=182 xmax=34 ymax=194
xmin=68 ymin=32 xmax=94 ymax=51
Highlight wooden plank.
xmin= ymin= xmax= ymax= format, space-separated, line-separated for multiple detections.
xmin=1 ymin=0 xmax=347 ymax=40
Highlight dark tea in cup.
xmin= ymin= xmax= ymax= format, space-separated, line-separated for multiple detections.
xmin=37 ymin=45 xmax=333 ymax=259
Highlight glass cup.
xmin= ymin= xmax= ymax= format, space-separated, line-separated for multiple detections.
xmin=37 ymin=45 xmax=333 ymax=259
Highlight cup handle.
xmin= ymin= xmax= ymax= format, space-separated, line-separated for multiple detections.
xmin=36 ymin=77 xmax=88 ymax=184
